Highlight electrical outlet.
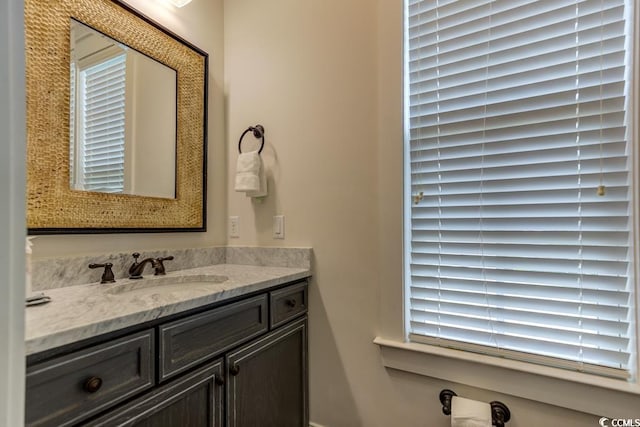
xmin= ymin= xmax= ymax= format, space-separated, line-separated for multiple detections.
xmin=229 ymin=216 xmax=239 ymax=238
xmin=273 ymin=215 xmax=285 ymax=239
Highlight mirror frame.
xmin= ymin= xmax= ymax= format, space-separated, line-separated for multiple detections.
xmin=25 ymin=0 xmax=208 ymax=234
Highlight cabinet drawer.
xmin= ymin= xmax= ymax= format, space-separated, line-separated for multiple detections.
xmin=26 ymin=330 xmax=154 ymax=427
xmin=159 ymin=294 xmax=268 ymax=381
xmin=270 ymin=281 xmax=308 ymax=328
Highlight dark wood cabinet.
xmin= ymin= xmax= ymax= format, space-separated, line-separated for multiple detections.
xmin=227 ymin=318 xmax=307 ymax=427
xmin=25 ymin=279 xmax=308 ymax=427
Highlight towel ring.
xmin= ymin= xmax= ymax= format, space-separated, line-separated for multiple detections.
xmin=238 ymin=124 xmax=265 ymax=154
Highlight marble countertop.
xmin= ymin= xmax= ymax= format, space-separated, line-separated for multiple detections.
xmin=25 ymin=264 xmax=311 ymax=356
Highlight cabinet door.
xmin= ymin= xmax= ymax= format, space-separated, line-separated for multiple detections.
xmin=86 ymin=360 xmax=224 ymax=427
xmin=226 ymin=318 xmax=307 ymax=427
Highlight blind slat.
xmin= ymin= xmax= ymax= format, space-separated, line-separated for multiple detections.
xmin=78 ymin=53 xmax=126 ymax=193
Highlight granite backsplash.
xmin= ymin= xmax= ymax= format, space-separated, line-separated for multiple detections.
xmin=32 ymin=246 xmax=312 ymax=291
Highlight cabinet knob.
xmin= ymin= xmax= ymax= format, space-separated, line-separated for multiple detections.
xmin=84 ymin=376 xmax=103 ymax=393
xmin=229 ymin=364 xmax=240 ymax=376
xmin=285 ymin=298 xmax=297 ymax=308
xmin=214 ymin=374 xmax=224 ymax=386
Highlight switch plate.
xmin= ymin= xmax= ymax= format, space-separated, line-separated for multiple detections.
xmin=229 ymin=216 xmax=239 ymax=238
xmin=273 ymin=215 xmax=285 ymax=239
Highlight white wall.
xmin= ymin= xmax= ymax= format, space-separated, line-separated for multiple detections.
xmin=130 ymin=52 xmax=176 ymax=199
xmin=32 ymin=0 xmax=226 ymax=259
xmin=225 ymin=1 xmax=603 ymax=426
xmin=0 ymin=0 xmax=26 ymax=424
xmin=225 ymin=1 xmax=384 ymax=425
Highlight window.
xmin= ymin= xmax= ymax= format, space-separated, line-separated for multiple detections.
xmin=71 ymin=53 xmax=127 ymax=193
xmin=405 ymin=0 xmax=634 ymax=379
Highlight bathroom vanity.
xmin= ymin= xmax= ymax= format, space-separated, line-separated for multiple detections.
xmin=25 ymin=263 xmax=310 ymax=427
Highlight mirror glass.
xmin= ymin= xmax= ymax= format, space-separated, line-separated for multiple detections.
xmin=69 ymin=19 xmax=177 ymax=199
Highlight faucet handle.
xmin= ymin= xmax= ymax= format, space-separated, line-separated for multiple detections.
xmin=129 ymin=253 xmax=141 ymax=275
xmin=89 ymin=262 xmax=116 ymax=284
xmin=153 ymin=256 xmax=174 ymax=276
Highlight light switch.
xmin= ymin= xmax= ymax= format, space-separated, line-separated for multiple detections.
xmin=229 ymin=216 xmax=239 ymax=238
xmin=273 ymin=215 xmax=285 ymax=239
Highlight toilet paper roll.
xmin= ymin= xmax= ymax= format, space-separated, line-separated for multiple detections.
xmin=450 ymin=396 xmax=492 ymax=427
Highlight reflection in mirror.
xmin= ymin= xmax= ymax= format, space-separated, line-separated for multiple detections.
xmin=69 ymin=19 xmax=177 ymax=199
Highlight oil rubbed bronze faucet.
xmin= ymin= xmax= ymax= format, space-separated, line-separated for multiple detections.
xmin=128 ymin=253 xmax=174 ymax=279
xmin=128 ymin=253 xmax=156 ymax=279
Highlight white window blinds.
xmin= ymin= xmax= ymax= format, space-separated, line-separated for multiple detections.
xmin=406 ymin=0 xmax=634 ymax=379
xmin=75 ymin=53 xmax=126 ymax=193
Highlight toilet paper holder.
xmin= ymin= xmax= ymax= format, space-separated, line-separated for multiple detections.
xmin=439 ymin=389 xmax=511 ymax=427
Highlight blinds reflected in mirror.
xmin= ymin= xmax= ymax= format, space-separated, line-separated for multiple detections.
xmin=71 ymin=53 xmax=126 ymax=193
xmin=68 ymin=18 xmax=177 ymax=199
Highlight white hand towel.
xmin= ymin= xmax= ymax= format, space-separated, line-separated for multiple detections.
xmin=246 ymin=160 xmax=267 ymax=198
xmin=235 ymin=151 xmax=268 ymax=197
xmin=235 ymin=151 xmax=261 ymax=192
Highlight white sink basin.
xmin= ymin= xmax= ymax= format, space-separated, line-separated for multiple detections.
xmin=106 ymin=274 xmax=229 ymax=295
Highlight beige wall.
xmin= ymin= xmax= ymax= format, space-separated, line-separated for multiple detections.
xmin=225 ymin=1 xmax=603 ymax=426
xmin=31 ymin=0 xmax=226 ymax=258
xmin=225 ymin=1 xmax=385 ymax=425
xmin=130 ymin=52 xmax=176 ymax=199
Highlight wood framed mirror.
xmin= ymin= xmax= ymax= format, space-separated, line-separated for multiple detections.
xmin=25 ymin=0 xmax=208 ymax=234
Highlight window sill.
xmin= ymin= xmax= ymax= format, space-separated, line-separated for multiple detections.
xmin=374 ymin=337 xmax=640 ymax=418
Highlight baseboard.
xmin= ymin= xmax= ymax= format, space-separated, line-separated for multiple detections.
xmin=309 ymin=423 xmax=327 ymax=427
